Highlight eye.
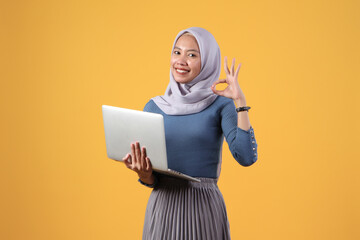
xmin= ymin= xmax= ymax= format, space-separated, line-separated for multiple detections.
xmin=188 ymin=53 xmax=197 ymax=57
xmin=173 ymin=50 xmax=180 ymax=55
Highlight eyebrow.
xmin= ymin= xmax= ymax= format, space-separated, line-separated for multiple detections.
xmin=174 ymin=46 xmax=200 ymax=53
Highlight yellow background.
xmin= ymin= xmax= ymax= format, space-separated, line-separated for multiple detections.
xmin=1 ymin=0 xmax=359 ymax=239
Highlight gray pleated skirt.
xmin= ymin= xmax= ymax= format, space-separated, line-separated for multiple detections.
xmin=142 ymin=175 xmax=231 ymax=240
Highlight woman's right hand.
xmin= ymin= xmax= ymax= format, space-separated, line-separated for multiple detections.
xmin=122 ymin=141 xmax=154 ymax=185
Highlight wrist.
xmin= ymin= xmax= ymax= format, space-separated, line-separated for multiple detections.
xmin=139 ymin=174 xmax=155 ymax=185
xmin=234 ymin=98 xmax=247 ymax=107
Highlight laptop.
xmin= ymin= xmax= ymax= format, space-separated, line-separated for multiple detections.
xmin=102 ymin=105 xmax=200 ymax=182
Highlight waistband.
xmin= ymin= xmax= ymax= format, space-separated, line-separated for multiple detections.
xmin=155 ymin=174 xmax=218 ymax=189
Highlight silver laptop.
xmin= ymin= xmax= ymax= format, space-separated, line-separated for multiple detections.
xmin=102 ymin=105 xmax=200 ymax=182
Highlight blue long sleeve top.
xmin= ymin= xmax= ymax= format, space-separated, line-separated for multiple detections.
xmin=141 ymin=95 xmax=258 ymax=181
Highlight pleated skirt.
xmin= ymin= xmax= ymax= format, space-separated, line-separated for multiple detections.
xmin=142 ymin=175 xmax=231 ymax=240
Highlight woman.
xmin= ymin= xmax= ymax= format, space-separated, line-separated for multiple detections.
xmin=122 ymin=27 xmax=258 ymax=240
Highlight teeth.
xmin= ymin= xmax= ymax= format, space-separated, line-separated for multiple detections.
xmin=176 ymin=69 xmax=189 ymax=73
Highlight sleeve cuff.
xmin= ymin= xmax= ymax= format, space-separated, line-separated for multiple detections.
xmin=236 ymin=125 xmax=258 ymax=163
xmin=138 ymin=176 xmax=158 ymax=188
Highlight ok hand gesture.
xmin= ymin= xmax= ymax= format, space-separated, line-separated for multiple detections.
xmin=211 ymin=56 xmax=245 ymax=102
xmin=122 ymin=142 xmax=154 ymax=184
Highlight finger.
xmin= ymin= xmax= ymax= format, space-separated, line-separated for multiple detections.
xmin=224 ymin=56 xmax=230 ymax=75
xmin=141 ymin=147 xmax=147 ymax=170
xmin=145 ymin=157 xmax=152 ymax=172
xmin=122 ymin=153 xmax=130 ymax=161
xmin=235 ymin=63 xmax=242 ymax=79
xmin=123 ymin=154 xmax=132 ymax=168
xmin=211 ymin=79 xmax=227 ymax=96
xmin=211 ymin=85 xmax=226 ymax=96
xmin=131 ymin=143 xmax=136 ymax=166
xmin=135 ymin=142 xmax=141 ymax=168
xmin=231 ymin=58 xmax=235 ymax=75
xmin=211 ymin=78 xmax=227 ymax=88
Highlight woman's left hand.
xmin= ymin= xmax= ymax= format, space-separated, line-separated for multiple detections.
xmin=211 ymin=56 xmax=246 ymax=103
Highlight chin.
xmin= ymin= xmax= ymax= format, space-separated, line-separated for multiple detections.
xmin=174 ymin=78 xmax=192 ymax=84
xmin=175 ymin=79 xmax=196 ymax=84
xmin=172 ymin=74 xmax=193 ymax=84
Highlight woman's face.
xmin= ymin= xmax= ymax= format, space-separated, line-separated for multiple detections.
xmin=170 ymin=34 xmax=201 ymax=84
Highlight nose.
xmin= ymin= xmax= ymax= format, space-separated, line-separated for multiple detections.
xmin=176 ymin=55 xmax=187 ymax=66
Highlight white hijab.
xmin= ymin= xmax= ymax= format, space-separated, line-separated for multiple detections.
xmin=151 ymin=27 xmax=221 ymax=115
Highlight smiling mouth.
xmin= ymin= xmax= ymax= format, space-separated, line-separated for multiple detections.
xmin=175 ymin=68 xmax=190 ymax=74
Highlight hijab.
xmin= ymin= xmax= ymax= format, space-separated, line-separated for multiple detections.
xmin=151 ymin=27 xmax=221 ymax=115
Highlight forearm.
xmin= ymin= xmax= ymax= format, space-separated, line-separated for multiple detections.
xmin=221 ymin=96 xmax=258 ymax=167
xmin=234 ymin=97 xmax=251 ymax=131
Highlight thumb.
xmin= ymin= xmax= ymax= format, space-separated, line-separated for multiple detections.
xmin=211 ymin=84 xmax=225 ymax=96
xmin=123 ymin=154 xmax=132 ymax=168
